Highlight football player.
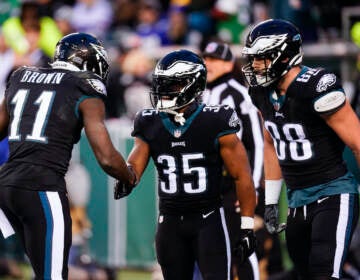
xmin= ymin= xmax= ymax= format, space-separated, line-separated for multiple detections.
xmin=0 ymin=32 xmax=136 ymax=279
xmin=114 ymin=49 xmax=257 ymax=280
xmin=241 ymin=19 xmax=360 ymax=280
xmin=202 ymin=41 xmax=263 ymax=280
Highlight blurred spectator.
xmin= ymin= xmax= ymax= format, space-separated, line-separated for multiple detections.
xmin=166 ymin=4 xmax=189 ymax=45
xmin=108 ymin=0 xmax=140 ymax=47
xmin=113 ymin=48 xmax=153 ymax=119
xmin=0 ymin=29 xmax=16 ymax=99
xmin=21 ymin=22 xmax=52 ymax=67
xmin=212 ymin=0 xmax=252 ymax=44
xmin=106 ymin=48 xmax=153 ymax=120
xmin=185 ymin=0 xmax=216 ymax=39
xmin=105 ymin=47 xmax=128 ymax=119
xmin=54 ymin=5 xmax=75 ymax=35
xmin=135 ymin=0 xmax=169 ymax=48
xmin=269 ymin=0 xmax=318 ymax=42
xmin=2 ymin=1 xmax=62 ymax=58
xmin=240 ymin=2 xmax=270 ymax=44
xmin=111 ymin=0 xmax=138 ymax=30
xmin=70 ymin=0 xmax=113 ymax=40
xmin=1 ymin=24 xmax=49 ymax=98
xmin=34 ymin=0 xmax=56 ymax=18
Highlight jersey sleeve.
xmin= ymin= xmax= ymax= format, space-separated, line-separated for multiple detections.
xmin=74 ymin=71 xmax=107 ymax=101
xmin=5 ymin=67 xmax=24 ymax=96
xmin=206 ymin=105 xmax=241 ymax=138
xmin=131 ymin=109 xmax=158 ymax=142
xmin=309 ymin=70 xmax=346 ymax=115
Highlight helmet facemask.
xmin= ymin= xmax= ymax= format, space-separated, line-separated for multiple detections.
xmin=150 ymin=75 xmax=200 ymax=111
xmin=86 ymin=43 xmax=110 ymax=81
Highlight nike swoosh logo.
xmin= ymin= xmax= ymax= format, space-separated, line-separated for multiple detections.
xmin=202 ymin=210 xmax=215 ymax=219
xmin=317 ymin=197 xmax=329 ymax=204
xmin=243 ymin=237 xmax=250 ymax=248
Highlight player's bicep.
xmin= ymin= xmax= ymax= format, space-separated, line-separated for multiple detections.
xmin=322 ymin=100 xmax=360 ymax=153
xmin=219 ymin=133 xmax=252 ymax=180
xmin=79 ymin=97 xmax=115 ymax=162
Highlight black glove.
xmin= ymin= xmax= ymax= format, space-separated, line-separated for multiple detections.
xmin=264 ymin=204 xmax=286 ymax=234
xmin=114 ymin=180 xmax=134 ymax=199
xmin=233 ymin=229 xmax=257 ymax=264
xmin=114 ymin=165 xmax=137 ymax=200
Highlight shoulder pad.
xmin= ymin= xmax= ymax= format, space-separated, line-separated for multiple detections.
xmin=85 ymin=78 xmax=107 ymax=96
xmin=313 ymin=90 xmax=346 ymax=114
xmin=10 ymin=66 xmax=28 ymax=78
xmin=74 ymin=72 xmax=107 ymax=98
xmin=132 ymin=108 xmax=158 ymax=139
xmin=295 ymin=68 xmax=343 ymax=100
xmin=203 ymin=104 xmax=240 ymax=130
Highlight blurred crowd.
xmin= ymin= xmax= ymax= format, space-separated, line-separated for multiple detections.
xmin=1 ymin=0 xmax=360 ymax=121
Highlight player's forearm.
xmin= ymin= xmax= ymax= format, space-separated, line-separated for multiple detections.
xmin=235 ymin=180 xmax=256 ymax=217
xmin=264 ymin=138 xmax=282 ymax=180
xmin=99 ymin=153 xmax=136 ymax=184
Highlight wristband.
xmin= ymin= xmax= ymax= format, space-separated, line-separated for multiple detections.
xmin=265 ymin=179 xmax=283 ymax=205
xmin=241 ymin=216 xmax=254 ymax=229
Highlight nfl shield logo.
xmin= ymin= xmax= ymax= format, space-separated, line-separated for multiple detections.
xmin=174 ymin=129 xmax=182 ymax=138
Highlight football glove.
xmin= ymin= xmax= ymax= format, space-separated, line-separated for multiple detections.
xmin=114 ymin=165 xmax=137 ymax=200
xmin=114 ymin=180 xmax=134 ymax=199
xmin=233 ymin=229 xmax=257 ymax=264
xmin=264 ymin=204 xmax=286 ymax=234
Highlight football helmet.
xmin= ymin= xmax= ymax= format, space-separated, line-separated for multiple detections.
xmin=242 ymin=19 xmax=303 ymax=87
xmin=53 ymin=32 xmax=110 ymax=81
xmin=150 ymin=49 xmax=207 ymax=111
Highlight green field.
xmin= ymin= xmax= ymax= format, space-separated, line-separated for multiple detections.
xmin=118 ymin=269 xmax=152 ymax=280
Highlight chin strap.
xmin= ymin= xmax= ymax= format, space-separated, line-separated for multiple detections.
xmin=160 ymin=109 xmax=186 ymax=126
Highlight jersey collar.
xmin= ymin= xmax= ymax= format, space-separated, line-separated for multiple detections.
xmin=160 ymin=104 xmax=204 ymax=138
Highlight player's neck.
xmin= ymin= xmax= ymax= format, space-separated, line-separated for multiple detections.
xmin=276 ymin=66 xmax=301 ymax=95
xmin=178 ymin=102 xmax=198 ymax=117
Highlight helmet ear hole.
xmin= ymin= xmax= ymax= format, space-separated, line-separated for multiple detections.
xmin=53 ymin=32 xmax=110 ymax=81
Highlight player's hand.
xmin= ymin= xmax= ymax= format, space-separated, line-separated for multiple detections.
xmin=264 ymin=204 xmax=286 ymax=234
xmin=233 ymin=229 xmax=257 ymax=264
xmin=114 ymin=166 xmax=137 ymax=199
xmin=114 ymin=180 xmax=134 ymax=199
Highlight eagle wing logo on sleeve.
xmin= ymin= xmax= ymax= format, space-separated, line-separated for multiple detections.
xmin=229 ymin=111 xmax=240 ymax=127
xmin=87 ymin=79 xmax=107 ymax=96
xmin=316 ymin=74 xmax=336 ymax=92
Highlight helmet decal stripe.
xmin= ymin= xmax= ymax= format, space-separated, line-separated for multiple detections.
xmin=242 ymin=34 xmax=288 ymax=55
xmin=155 ymin=60 xmax=205 ymax=77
